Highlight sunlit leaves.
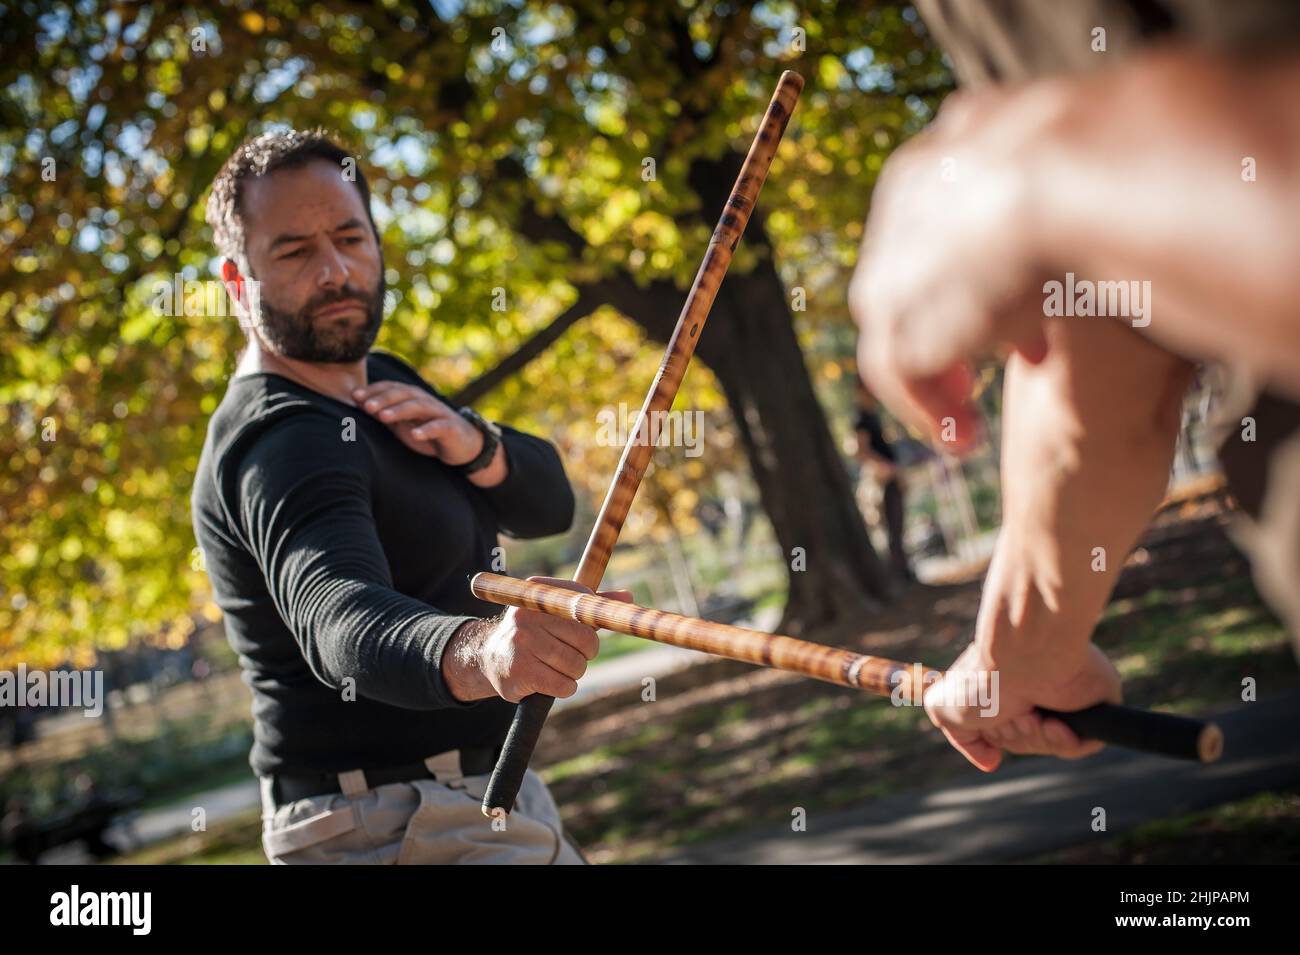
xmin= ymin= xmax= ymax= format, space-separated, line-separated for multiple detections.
xmin=1 ymin=0 xmax=947 ymax=667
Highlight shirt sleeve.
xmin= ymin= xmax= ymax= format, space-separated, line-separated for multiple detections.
xmin=230 ymin=410 xmax=477 ymax=711
xmin=368 ymin=351 xmax=575 ymax=539
xmin=473 ymin=424 xmax=576 ymax=539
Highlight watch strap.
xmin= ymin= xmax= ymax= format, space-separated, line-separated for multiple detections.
xmin=456 ymin=407 xmax=501 ymax=475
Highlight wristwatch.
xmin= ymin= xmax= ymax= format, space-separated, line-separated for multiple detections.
xmin=455 ymin=407 xmax=503 ymax=475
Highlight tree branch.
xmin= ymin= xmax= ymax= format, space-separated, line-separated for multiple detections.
xmin=491 ymin=156 xmax=590 ymax=257
xmin=450 ymin=281 xmax=608 ymax=404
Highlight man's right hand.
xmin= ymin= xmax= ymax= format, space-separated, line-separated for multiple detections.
xmin=443 ymin=576 xmax=632 ymax=703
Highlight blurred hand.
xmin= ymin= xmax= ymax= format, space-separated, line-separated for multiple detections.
xmin=850 ymin=82 xmax=1077 ymax=450
xmin=924 ymin=639 xmax=1121 ymax=773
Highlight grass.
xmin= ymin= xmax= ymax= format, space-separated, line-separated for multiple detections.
xmin=1096 ymin=576 xmax=1299 ymax=715
xmin=1035 ymin=787 xmax=1300 ymax=864
xmin=112 ymin=808 xmax=266 ymax=865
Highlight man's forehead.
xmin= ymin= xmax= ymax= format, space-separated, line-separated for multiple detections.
xmin=242 ymin=158 xmax=367 ymax=238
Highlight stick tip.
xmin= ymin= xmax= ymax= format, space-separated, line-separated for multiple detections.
xmin=1197 ymin=723 xmax=1224 ymax=763
xmin=779 ymin=69 xmax=805 ymax=92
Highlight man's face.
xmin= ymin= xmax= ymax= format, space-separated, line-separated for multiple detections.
xmin=236 ymin=157 xmax=385 ymax=362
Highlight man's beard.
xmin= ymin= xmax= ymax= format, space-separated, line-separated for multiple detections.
xmin=252 ymin=273 xmax=386 ymax=363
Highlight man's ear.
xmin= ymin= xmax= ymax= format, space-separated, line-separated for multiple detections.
xmin=220 ymin=258 xmax=243 ymax=304
xmin=220 ymin=258 xmax=258 ymax=330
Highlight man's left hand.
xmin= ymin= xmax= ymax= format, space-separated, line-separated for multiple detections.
xmin=353 ymin=382 xmax=485 ymax=464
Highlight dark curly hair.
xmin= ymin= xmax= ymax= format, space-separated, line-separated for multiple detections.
xmin=204 ymin=128 xmax=378 ymax=267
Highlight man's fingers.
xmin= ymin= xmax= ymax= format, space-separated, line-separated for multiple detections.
xmin=925 ymin=692 xmax=1002 ymax=771
xmin=496 ymin=666 xmax=579 ymax=703
xmin=517 ymin=578 xmax=627 ymax=660
xmin=353 ymin=381 xmax=406 ymax=405
xmin=996 ymin=713 xmax=1105 ymax=759
xmin=1012 ymin=328 xmax=1050 ymax=365
xmin=358 ymin=384 xmax=418 ymax=414
xmin=371 ymin=398 xmax=435 ymax=423
xmin=1041 ymin=718 xmax=1106 ymax=759
xmin=903 ymin=366 xmax=985 ymax=453
xmin=993 ymin=713 xmax=1042 ymax=752
xmin=410 ymin=419 xmax=454 ymax=441
xmin=514 ymin=607 xmax=600 ymax=663
xmin=524 ymin=667 xmax=580 ymax=700
xmin=527 ymin=633 xmax=589 ymax=682
xmin=537 ymin=615 xmax=600 ymax=660
xmin=941 ymin=726 xmax=1003 ymax=773
xmin=411 ymin=396 xmax=457 ymax=419
xmin=858 ymin=324 xmax=984 ymax=454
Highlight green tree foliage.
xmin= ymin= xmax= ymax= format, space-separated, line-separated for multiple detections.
xmin=0 ymin=0 xmax=949 ymax=666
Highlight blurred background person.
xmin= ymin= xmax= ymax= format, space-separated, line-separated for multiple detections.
xmin=853 ymin=379 xmax=913 ymax=586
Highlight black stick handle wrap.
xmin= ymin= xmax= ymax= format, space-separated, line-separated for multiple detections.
xmin=482 ymin=694 xmax=554 ymax=816
xmin=1037 ymin=703 xmax=1223 ymax=763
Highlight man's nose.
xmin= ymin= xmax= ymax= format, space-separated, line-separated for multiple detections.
xmin=315 ymin=241 xmax=351 ymax=289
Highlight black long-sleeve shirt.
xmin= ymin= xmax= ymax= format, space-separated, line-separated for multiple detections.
xmin=190 ymin=349 xmax=575 ymax=776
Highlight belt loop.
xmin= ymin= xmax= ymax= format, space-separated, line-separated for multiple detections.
xmin=423 ymin=750 xmax=463 ymax=784
xmin=259 ymin=776 xmax=278 ymax=820
xmin=337 ymin=768 xmax=369 ymax=797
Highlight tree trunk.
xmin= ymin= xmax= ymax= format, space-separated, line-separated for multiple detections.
xmin=620 ymin=153 xmax=892 ymax=636
xmin=694 ymin=256 xmax=890 ymax=635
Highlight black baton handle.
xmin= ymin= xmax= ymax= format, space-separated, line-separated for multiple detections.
xmin=1037 ymin=703 xmax=1223 ymax=762
xmin=483 ymin=694 xmax=553 ymax=816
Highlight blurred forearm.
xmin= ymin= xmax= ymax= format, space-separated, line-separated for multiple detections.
xmin=977 ymin=319 xmax=1194 ymax=679
xmin=1039 ymin=48 xmax=1300 ymax=395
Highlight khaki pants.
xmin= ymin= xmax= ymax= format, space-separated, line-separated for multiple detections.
xmin=259 ymin=751 xmax=586 ymax=865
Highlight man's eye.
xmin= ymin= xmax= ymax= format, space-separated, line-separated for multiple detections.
xmin=340 ymin=236 xmax=363 ymax=245
xmin=280 ymin=249 xmax=305 ymax=259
